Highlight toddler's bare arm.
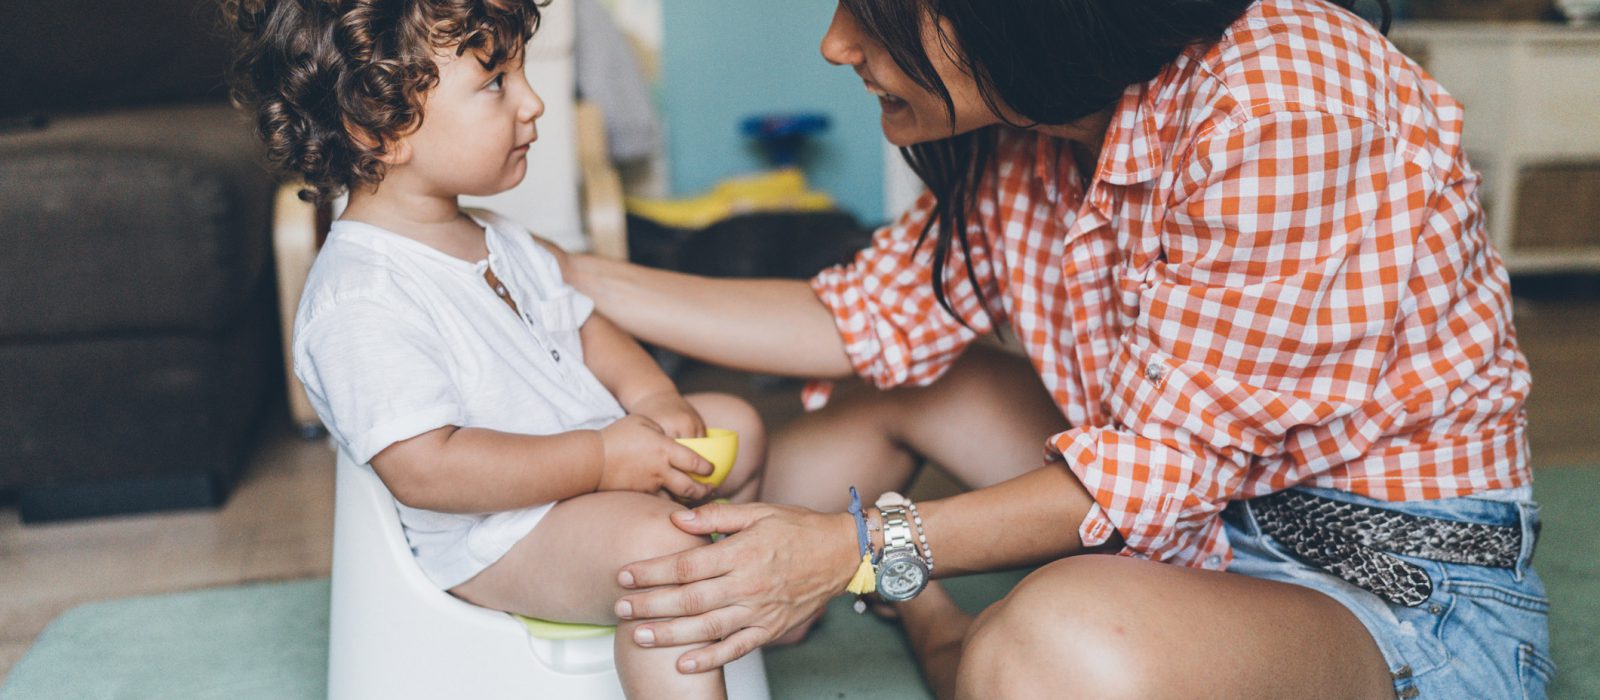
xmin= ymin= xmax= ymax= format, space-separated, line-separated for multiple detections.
xmin=370 ymin=420 xmax=713 ymax=513
xmin=580 ymin=312 xmax=706 ymax=437
xmin=370 ymin=427 xmax=605 ymax=513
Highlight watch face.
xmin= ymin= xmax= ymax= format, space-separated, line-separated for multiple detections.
xmin=877 ymin=555 xmax=929 ymax=602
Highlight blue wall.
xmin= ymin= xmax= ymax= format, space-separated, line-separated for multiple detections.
xmin=660 ymin=2 xmax=885 ymax=224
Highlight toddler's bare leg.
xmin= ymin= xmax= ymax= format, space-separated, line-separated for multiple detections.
xmin=451 ymin=492 xmax=727 ymax=700
xmin=683 ymin=392 xmax=767 ymax=503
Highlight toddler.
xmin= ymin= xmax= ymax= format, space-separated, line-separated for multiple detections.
xmin=227 ymin=1 xmax=766 ymax=697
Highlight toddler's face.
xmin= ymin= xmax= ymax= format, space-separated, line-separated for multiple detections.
xmin=398 ymin=47 xmax=544 ymax=197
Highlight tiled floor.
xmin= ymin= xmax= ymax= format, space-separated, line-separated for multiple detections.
xmin=2 ymin=289 xmax=1597 ymax=683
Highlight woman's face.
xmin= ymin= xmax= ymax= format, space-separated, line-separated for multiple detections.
xmin=820 ymin=4 xmax=1001 ymax=147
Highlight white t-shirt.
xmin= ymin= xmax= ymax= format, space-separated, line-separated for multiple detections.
xmin=293 ymin=209 xmax=625 ymax=589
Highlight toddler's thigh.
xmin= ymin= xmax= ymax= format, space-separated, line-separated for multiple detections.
xmin=450 ymin=492 xmax=706 ymax=623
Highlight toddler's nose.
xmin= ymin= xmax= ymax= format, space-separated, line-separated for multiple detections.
xmin=522 ymin=88 xmax=545 ymax=122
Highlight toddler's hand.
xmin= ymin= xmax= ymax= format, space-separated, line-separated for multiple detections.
xmin=597 ymin=415 xmax=714 ymax=500
xmin=629 ymin=391 xmax=706 ymax=439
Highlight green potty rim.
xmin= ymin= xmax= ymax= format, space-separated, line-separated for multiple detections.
xmin=514 ymin=614 xmax=616 ymax=640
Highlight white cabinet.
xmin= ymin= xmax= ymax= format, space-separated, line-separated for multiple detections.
xmin=1391 ymin=21 xmax=1600 ymax=272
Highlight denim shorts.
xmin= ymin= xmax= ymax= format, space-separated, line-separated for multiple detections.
xmin=1223 ymin=486 xmax=1555 ymax=699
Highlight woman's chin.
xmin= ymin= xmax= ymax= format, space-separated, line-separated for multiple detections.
xmin=880 ymin=117 xmax=924 ymax=148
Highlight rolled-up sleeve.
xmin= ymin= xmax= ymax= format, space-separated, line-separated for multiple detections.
xmin=808 ymin=186 xmax=1007 ymax=405
xmin=1061 ymin=109 xmax=1426 ymax=567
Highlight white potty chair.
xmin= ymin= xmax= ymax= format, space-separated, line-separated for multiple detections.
xmin=327 ymin=449 xmax=772 ymax=699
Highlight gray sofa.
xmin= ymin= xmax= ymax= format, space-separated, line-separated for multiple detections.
xmin=0 ymin=1 xmax=280 ymax=521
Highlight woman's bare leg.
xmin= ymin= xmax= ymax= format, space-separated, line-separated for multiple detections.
xmin=952 ymin=555 xmax=1394 ymax=700
xmin=451 ymin=492 xmax=727 ymax=700
xmin=758 ymin=344 xmax=1065 ymax=645
xmin=894 ymin=583 xmax=971 ymax=700
xmin=757 ymin=347 xmax=1393 ymax=699
xmin=760 ymin=343 xmax=1066 ymax=512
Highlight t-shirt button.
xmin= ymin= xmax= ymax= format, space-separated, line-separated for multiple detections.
xmin=551 ymin=349 xmax=561 ymax=362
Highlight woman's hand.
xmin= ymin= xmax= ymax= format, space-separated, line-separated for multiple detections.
xmin=627 ymin=390 xmax=706 ymax=439
xmin=596 ymin=415 xmax=714 ymax=500
xmin=613 ymin=501 xmax=862 ymax=673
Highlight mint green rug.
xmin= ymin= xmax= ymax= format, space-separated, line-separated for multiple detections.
xmin=4 ymin=468 xmax=1596 ymax=699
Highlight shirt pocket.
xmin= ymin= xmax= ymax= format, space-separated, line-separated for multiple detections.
xmin=531 ymin=293 xmax=586 ymax=365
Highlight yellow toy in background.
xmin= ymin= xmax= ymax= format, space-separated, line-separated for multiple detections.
xmin=627 ymin=112 xmax=838 ymax=230
xmin=626 ymin=167 xmax=835 ymax=230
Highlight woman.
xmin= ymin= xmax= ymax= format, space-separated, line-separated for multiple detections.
xmin=567 ymin=0 xmax=1552 ymax=697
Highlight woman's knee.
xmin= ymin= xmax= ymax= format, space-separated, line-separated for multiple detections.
xmin=957 ymin=557 xmax=1156 ymax=700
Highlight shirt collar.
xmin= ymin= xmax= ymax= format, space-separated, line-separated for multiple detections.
xmin=1092 ymin=80 xmax=1163 ymax=187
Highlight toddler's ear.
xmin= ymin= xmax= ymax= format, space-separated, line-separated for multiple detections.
xmin=344 ymin=118 xmax=411 ymax=166
xmin=377 ymin=138 xmax=413 ymax=167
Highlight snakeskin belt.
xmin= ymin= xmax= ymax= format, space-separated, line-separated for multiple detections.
xmin=1250 ymin=490 xmax=1525 ymax=607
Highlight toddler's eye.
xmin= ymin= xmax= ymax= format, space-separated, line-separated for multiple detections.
xmin=487 ymin=73 xmax=505 ymax=91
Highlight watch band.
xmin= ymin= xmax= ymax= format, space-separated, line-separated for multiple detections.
xmin=880 ymin=504 xmax=917 ymax=552
xmin=873 ymin=493 xmax=931 ymax=602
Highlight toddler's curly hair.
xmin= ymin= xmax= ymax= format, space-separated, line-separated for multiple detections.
xmin=226 ymin=0 xmax=543 ymax=203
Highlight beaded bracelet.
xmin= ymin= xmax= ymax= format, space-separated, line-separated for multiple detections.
xmin=906 ymin=499 xmax=933 ymax=574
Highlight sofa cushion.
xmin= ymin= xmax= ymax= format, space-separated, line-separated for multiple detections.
xmin=0 ymin=279 xmax=277 ymax=493
xmin=0 ymin=103 xmax=276 ymax=339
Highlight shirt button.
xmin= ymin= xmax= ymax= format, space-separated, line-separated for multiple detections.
xmin=1204 ymin=555 xmax=1222 ymax=569
xmin=550 ymin=349 xmax=561 ymax=362
xmin=1144 ymin=359 xmax=1166 ymax=383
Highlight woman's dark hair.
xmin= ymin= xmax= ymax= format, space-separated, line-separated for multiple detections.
xmin=225 ymin=0 xmax=543 ymax=202
xmin=840 ymin=0 xmax=1391 ymax=325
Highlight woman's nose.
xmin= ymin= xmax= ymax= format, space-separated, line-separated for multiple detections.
xmin=820 ymin=5 xmax=864 ymax=67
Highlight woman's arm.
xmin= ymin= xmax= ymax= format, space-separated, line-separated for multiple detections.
xmin=570 ymin=255 xmax=854 ymax=378
xmin=607 ymin=462 xmax=1111 ymax=673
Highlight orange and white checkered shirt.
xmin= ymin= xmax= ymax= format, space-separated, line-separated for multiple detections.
xmin=808 ymin=0 xmax=1531 ymax=570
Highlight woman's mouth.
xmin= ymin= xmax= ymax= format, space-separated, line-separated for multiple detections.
xmin=865 ymin=83 xmax=908 ymax=114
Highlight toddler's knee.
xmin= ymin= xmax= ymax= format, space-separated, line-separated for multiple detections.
xmin=616 ymin=504 xmax=709 ymax=565
xmin=700 ymin=394 xmax=765 ymax=451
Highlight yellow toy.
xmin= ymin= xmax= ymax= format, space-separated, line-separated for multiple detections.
xmin=675 ymin=428 xmax=739 ymax=487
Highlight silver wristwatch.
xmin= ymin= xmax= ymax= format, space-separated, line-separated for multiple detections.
xmin=874 ymin=492 xmax=930 ymax=602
